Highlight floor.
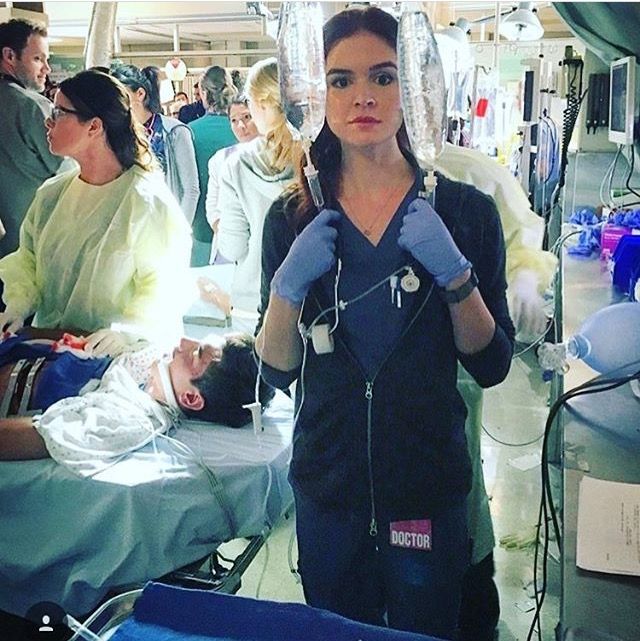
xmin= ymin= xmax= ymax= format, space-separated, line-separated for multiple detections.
xmin=219 ymin=343 xmax=561 ymax=641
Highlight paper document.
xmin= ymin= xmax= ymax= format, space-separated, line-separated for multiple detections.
xmin=576 ymin=476 xmax=640 ymax=576
xmin=508 ymin=452 xmax=541 ymax=471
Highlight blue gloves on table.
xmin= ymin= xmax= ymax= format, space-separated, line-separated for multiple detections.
xmin=271 ymin=208 xmax=340 ymax=307
xmin=398 ymin=198 xmax=471 ymax=288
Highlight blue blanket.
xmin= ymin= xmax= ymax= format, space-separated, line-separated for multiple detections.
xmin=0 ymin=336 xmax=110 ymax=410
xmin=111 ymin=582 xmax=442 ymax=641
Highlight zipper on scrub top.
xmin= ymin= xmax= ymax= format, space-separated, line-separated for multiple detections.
xmin=310 ymin=274 xmax=436 ymax=541
xmin=362 ymin=288 xmax=434 ymax=540
xmin=365 ymin=380 xmax=378 ymax=537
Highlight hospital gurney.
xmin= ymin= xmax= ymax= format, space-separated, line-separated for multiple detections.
xmin=70 ymin=582 xmax=444 ymax=641
xmin=0 ymin=390 xmax=294 ymax=621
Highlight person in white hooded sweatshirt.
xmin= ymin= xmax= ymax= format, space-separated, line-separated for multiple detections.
xmin=215 ymin=58 xmax=298 ymax=333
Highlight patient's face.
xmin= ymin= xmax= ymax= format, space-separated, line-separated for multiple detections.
xmin=169 ymin=338 xmax=222 ymax=396
xmin=146 ymin=338 xmax=222 ymax=406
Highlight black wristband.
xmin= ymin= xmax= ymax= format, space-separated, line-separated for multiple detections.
xmin=439 ymin=270 xmax=478 ymax=304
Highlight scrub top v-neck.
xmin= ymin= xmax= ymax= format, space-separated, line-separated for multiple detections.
xmin=324 ymin=180 xmax=423 ymax=377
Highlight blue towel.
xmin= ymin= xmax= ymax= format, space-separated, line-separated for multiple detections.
xmin=567 ymin=228 xmax=602 ymax=256
xmin=0 ymin=336 xmax=110 ymax=410
xmin=568 ymin=207 xmax=598 ymax=226
xmin=567 ymin=207 xmax=602 ymax=256
xmin=33 ymin=350 xmax=110 ymax=409
xmin=111 ymin=582 xmax=441 ymax=641
xmin=612 ymin=208 xmax=640 ymax=228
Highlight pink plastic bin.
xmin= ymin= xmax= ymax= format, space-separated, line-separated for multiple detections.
xmin=601 ymin=225 xmax=633 ymax=259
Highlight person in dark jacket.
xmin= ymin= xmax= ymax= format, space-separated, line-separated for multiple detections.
xmin=255 ymin=7 xmax=514 ymax=641
xmin=177 ymin=81 xmax=205 ymax=124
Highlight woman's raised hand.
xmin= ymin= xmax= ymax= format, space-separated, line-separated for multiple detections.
xmin=398 ymin=198 xmax=471 ymax=288
xmin=271 ymin=209 xmax=341 ymax=307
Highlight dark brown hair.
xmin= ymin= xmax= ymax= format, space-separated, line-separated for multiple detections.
xmin=200 ymin=65 xmax=237 ymax=112
xmin=110 ymin=63 xmax=162 ymax=114
xmin=188 ymin=334 xmax=275 ymax=427
xmin=58 ymin=70 xmax=153 ymax=171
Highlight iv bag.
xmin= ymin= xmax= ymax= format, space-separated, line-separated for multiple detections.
xmin=448 ymin=68 xmax=473 ymax=119
xmin=277 ymin=1 xmax=326 ymax=142
xmin=398 ymin=2 xmax=447 ymax=171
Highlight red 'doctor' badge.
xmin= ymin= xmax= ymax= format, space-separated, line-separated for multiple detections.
xmin=389 ymin=519 xmax=432 ymax=551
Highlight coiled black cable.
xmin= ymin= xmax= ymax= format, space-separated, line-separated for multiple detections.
xmin=546 ymin=58 xmax=588 ymax=250
xmin=557 ymin=60 xmax=586 ymax=194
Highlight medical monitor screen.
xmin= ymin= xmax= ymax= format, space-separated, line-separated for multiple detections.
xmin=609 ymin=56 xmax=636 ymax=145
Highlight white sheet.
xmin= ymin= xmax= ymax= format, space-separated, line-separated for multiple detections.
xmin=0 ymin=391 xmax=294 ymax=618
xmin=34 ymin=360 xmax=176 ymax=477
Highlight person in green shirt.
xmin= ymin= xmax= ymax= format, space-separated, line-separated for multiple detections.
xmin=188 ymin=66 xmax=238 ymax=266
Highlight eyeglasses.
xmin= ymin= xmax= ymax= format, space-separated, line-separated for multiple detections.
xmin=50 ymin=105 xmax=80 ymax=121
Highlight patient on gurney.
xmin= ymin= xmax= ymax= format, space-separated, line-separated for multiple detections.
xmin=0 ymin=329 xmax=274 ymax=474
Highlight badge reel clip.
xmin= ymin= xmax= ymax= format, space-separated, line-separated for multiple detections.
xmin=401 ymin=267 xmax=420 ymax=293
xmin=311 ymin=323 xmax=335 ymax=354
xmin=390 ymin=267 xmax=421 ymax=308
xmin=311 ymin=259 xmax=342 ymax=355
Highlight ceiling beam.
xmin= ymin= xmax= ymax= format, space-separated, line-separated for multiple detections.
xmin=108 ymin=48 xmax=277 ymax=59
xmin=122 ymin=26 xmax=209 ymax=45
xmin=49 ymin=13 xmax=265 ymax=28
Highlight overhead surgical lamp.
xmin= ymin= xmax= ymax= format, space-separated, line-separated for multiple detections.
xmin=499 ymin=2 xmax=544 ymax=41
xmin=437 ymin=18 xmax=472 ymax=51
xmin=435 ymin=18 xmax=474 ymax=85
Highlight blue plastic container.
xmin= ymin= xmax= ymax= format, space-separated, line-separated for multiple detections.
xmin=612 ymin=235 xmax=640 ymax=296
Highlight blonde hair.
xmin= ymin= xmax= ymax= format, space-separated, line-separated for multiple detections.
xmin=245 ymin=58 xmax=300 ymax=173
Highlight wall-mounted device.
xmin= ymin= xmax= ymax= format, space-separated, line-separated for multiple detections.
xmin=608 ymin=55 xmax=636 ymax=145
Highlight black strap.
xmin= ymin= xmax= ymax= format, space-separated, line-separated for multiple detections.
xmin=18 ymin=357 xmax=46 ymax=416
xmin=0 ymin=359 xmax=30 ymax=418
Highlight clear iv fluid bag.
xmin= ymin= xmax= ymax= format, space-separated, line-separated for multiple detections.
xmin=568 ymin=302 xmax=640 ymax=375
xmin=277 ymin=1 xmax=326 ymax=142
xmin=397 ymin=2 xmax=447 ymax=171
xmin=540 ymin=302 xmax=640 ymax=376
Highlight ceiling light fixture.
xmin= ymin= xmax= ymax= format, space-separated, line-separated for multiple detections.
xmin=435 ymin=17 xmax=473 ymax=78
xmin=438 ymin=18 xmax=472 ymax=50
xmin=499 ymin=2 xmax=544 ymax=41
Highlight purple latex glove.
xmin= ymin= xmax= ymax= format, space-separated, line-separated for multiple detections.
xmin=398 ymin=198 xmax=471 ymax=287
xmin=271 ymin=209 xmax=340 ymax=306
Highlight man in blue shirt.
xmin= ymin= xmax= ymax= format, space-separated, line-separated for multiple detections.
xmin=178 ymin=81 xmax=205 ymax=124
